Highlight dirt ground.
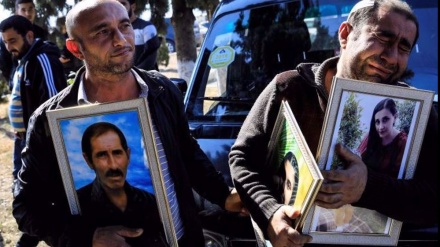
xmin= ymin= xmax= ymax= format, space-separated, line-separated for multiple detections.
xmin=0 ymin=95 xmax=30 ymax=247
xmin=0 ymin=55 xmax=178 ymax=247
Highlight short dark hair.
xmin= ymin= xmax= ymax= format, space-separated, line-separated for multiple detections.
xmin=0 ymin=15 xmax=33 ymax=36
xmin=15 ymin=0 xmax=35 ymax=9
xmin=81 ymin=122 xmax=129 ymax=162
xmin=128 ymin=0 xmax=135 ymax=4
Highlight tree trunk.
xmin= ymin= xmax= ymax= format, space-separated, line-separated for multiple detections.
xmin=171 ymin=0 xmax=197 ymax=83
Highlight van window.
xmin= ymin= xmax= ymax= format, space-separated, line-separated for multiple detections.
xmin=186 ymin=0 xmax=437 ymax=124
xmin=186 ymin=1 xmax=311 ymax=123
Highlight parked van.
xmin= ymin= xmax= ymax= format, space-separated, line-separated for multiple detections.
xmin=183 ymin=0 xmax=438 ymax=246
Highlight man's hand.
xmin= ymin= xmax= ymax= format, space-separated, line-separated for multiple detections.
xmin=267 ymin=206 xmax=312 ymax=247
xmin=225 ymin=188 xmax=249 ymax=216
xmin=315 ymin=143 xmax=368 ymax=209
xmin=92 ymin=226 xmax=143 ymax=247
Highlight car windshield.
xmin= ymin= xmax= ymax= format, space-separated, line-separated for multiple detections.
xmin=185 ymin=0 xmax=438 ymax=123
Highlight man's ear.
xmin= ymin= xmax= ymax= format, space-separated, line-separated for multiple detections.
xmin=66 ymin=39 xmax=84 ymax=60
xmin=25 ymin=30 xmax=34 ymax=44
xmin=82 ymin=153 xmax=94 ymax=170
xmin=338 ymin=21 xmax=352 ymax=49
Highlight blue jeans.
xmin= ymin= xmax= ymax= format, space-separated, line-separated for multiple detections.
xmin=12 ymin=133 xmax=26 ymax=179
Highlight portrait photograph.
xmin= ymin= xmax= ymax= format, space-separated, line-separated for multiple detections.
xmin=47 ymin=98 xmax=178 ymax=246
xmin=303 ymin=77 xmax=434 ymax=246
xmin=268 ymin=100 xmax=323 ymax=230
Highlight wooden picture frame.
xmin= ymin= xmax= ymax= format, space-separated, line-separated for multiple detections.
xmin=47 ymin=98 xmax=178 ymax=246
xmin=267 ymin=100 xmax=324 ymax=230
xmin=302 ymin=77 xmax=434 ymax=246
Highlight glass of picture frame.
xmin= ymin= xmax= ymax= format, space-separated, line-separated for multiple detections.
xmin=302 ymin=77 xmax=434 ymax=246
xmin=47 ymin=98 xmax=178 ymax=246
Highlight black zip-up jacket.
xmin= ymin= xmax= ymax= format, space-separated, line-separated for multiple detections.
xmin=0 ymin=24 xmax=49 ymax=88
xmin=13 ymin=67 xmax=231 ymax=246
xmin=10 ymin=38 xmax=67 ymax=130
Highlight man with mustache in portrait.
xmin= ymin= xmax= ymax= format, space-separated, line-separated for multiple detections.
xmin=59 ymin=122 xmax=168 ymax=247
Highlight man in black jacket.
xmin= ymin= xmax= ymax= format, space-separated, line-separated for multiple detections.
xmin=12 ymin=1 xmax=245 ymax=246
xmin=0 ymin=0 xmax=49 ymax=89
xmin=0 ymin=14 xmax=67 ymax=247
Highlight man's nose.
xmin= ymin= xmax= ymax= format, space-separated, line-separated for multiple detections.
xmin=108 ymin=155 xmax=119 ymax=169
xmin=380 ymin=43 xmax=399 ymax=66
xmin=113 ymin=30 xmax=127 ymax=47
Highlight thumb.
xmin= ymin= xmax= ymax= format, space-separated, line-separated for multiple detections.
xmin=117 ymin=227 xmax=143 ymax=238
xmin=335 ymin=143 xmax=357 ymax=163
xmin=284 ymin=205 xmax=300 ymax=219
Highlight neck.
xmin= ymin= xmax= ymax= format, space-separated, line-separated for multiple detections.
xmin=84 ymin=70 xmax=140 ymax=103
xmin=325 ymin=67 xmax=337 ymax=93
xmin=105 ymin=188 xmax=128 ymax=212
xmin=382 ymin=129 xmax=400 ymax=146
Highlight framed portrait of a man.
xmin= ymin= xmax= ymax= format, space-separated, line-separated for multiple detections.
xmin=302 ymin=77 xmax=434 ymax=246
xmin=47 ymin=98 xmax=178 ymax=246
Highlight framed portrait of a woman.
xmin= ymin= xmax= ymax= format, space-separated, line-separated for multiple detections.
xmin=302 ymin=77 xmax=434 ymax=246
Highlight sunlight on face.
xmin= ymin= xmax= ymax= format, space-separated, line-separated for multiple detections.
xmin=374 ymin=108 xmax=396 ymax=140
xmin=75 ymin=1 xmax=135 ymax=75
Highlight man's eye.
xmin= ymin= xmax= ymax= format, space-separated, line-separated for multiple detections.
xmin=97 ymin=29 xmax=110 ymax=36
xmin=121 ymin=23 xmax=132 ymax=32
xmin=399 ymin=44 xmax=412 ymax=53
xmin=373 ymin=33 xmax=390 ymax=43
xmin=96 ymin=152 xmax=107 ymax=158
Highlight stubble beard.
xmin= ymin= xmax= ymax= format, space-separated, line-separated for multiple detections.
xmin=12 ymin=40 xmax=31 ymax=60
xmin=87 ymin=56 xmax=134 ymax=75
xmin=351 ymin=55 xmax=399 ymax=85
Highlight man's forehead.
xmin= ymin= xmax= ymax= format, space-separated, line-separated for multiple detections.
xmin=17 ymin=3 xmax=34 ymax=9
xmin=75 ymin=3 xmax=128 ymax=28
xmin=2 ymin=28 xmax=20 ymax=38
xmin=117 ymin=0 xmax=130 ymax=5
xmin=374 ymin=7 xmax=417 ymax=45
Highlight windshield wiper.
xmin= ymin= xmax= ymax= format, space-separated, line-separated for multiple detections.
xmin=197 ymin=96 xmax=253 ymax=103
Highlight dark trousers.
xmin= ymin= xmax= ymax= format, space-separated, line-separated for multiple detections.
xmin=16 ymin=232 xmax=39 ymax=247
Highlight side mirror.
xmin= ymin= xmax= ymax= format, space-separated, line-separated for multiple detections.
xmin=170 ymin=78 xmax=187 ymax=96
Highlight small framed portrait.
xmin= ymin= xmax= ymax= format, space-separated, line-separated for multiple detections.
xmin=47 ymin=98 xmax=178 ymax=246
xmin=302 ymin=77 xmax=434 ymax=246
xmin=267 ymin=100 xmax=324 ymax=230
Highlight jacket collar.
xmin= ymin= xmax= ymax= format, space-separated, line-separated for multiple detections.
xmin=70 ymin=66 xmax=163 ymax=105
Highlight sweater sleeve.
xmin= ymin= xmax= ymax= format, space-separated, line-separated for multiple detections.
xmin=229 ymin=76 xmax=284 ymax=234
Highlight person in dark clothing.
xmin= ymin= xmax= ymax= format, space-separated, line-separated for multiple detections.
xmin=12 ymin=1 xmax=246 ymax=246
xmin=0 ymin=14 xmax=67 ymax=247
xmin=54 ymin=17 xmax=83 ymax=78
xmin=59 ymin=122 xmax=167 ymax=247
xmin=117 ymin=0 xmax=161 ymax=71
xmin=0 ymin=0 xmax=49 ymax=89
xmin=229 ymin=0 xmax=437 ymax=246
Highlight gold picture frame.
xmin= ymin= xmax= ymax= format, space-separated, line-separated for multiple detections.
xmin=302 ymin=77 xmax=434 ymax=246
xmin=46 ymin=98 xmax=178 ymax=246
xmin=267 ymin=100 xmax=324 ymax=230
